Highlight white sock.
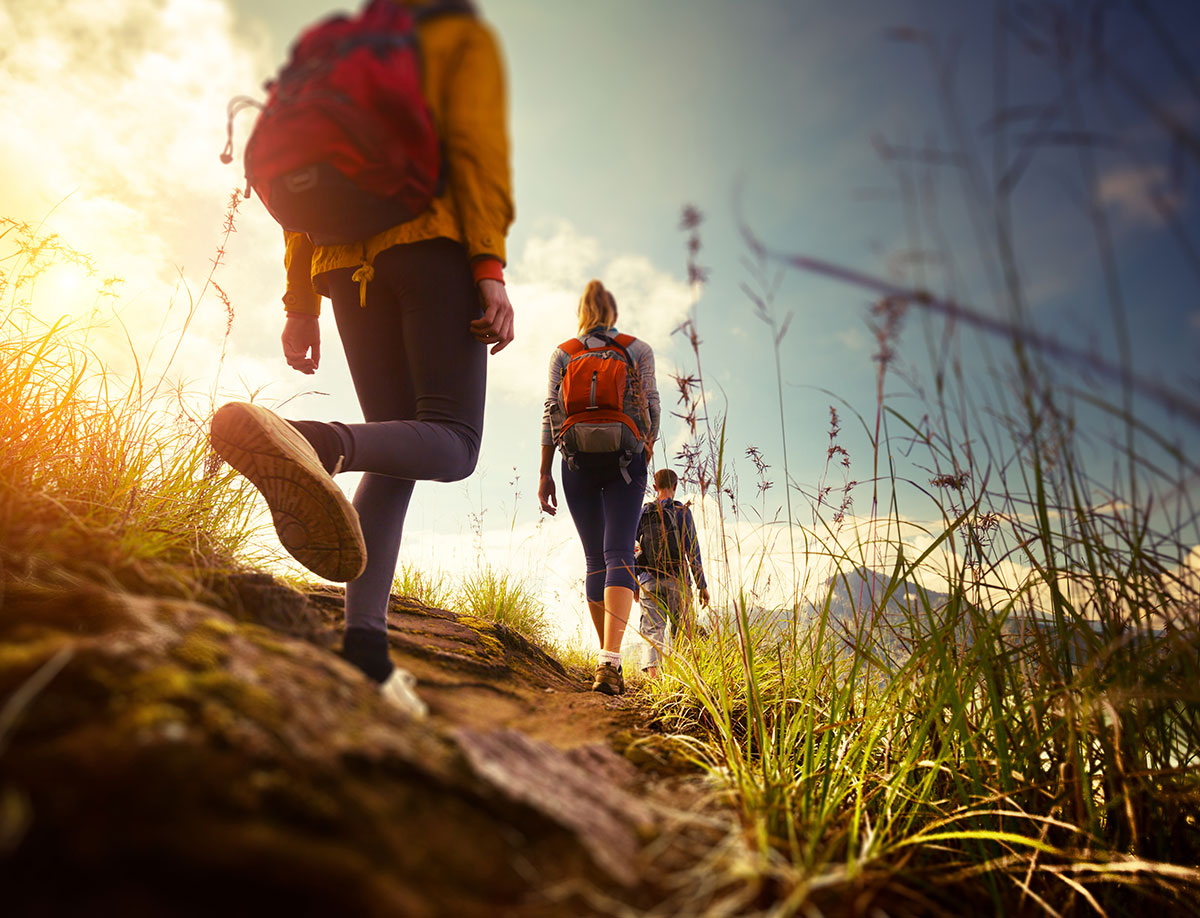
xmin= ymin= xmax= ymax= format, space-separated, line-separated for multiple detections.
xmin=598 ymin=649 xmax=621 ymax=668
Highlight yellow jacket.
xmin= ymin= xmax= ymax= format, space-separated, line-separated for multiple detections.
xmin=281 ymin=0 xmax=513 ymax=315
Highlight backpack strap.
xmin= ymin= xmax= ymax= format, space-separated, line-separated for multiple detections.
xmin=558 ymin=334 xmax=634 ymax=367
xmin=596 ymin=333 xmax=635 ymax=365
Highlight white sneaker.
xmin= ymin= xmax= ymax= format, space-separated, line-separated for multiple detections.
xmin=210 ymin=402 xmax=366 ymax=582
xmin=380 ymin=667 xmax=428 ymax=719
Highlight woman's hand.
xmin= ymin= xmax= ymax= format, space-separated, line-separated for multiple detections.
xmin=282 ymin=313 xmax=321 ymax=374
xmin=537 ymin=473 xmax=557 ymax=515
xmin=471 ymin=279 xmax=515 ymax=354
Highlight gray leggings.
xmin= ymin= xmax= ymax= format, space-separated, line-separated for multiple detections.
xmin=326 ymin=238 xmax=486 ymax=633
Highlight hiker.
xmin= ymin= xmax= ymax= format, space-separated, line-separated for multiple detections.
xmin=537 ymin=279 xmax=659 ymax=696
xmin=634 ymin=468 xmax=710 ymax=679
xmin=209 ymin=0 xmax=513 ymax=718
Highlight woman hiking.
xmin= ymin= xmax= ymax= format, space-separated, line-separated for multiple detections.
xmin=209 ymin=0 xmax=514 ymax=718
xmin=537 ymin=280 xmax=660 ymax=696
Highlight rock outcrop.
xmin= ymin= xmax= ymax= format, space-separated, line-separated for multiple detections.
xmin=0 ymin=572 xmax=721 ymax=916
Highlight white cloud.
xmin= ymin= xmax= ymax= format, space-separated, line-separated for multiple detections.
xmin=1098 ymin=164 xmax=1180 ymax=229
xmin=836 ymin=325 xmax=868 ymax=352
xmin=0 ymin=0 xmax=285 ymax=390
xmin=491 ymin=219 xmax=693 ymax=403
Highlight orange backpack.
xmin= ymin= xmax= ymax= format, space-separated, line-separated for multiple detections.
xmin=555 ymin=333 xmax=646 ymax=474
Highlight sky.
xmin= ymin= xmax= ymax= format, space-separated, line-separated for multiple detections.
xmin=2 ymin=0 xmax=1199 ymax=638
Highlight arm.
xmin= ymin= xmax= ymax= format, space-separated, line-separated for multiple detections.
xmin=537 ymin=443 xmax=557 ymax=515
xmin=681 ymin=506 xmax=709 ymax=600
xmin=441 ymin=22 xmax=514 ymax=267
xmin=441 ymin=24 xmax=514 ymax=353
xmin=281 ymin=231 xmax=321 ymax=373
xmin=282 ymin=231 xmax=320 ymax=316
xmin=636 ymin=342 xmax=661 ymax=448
xmin=538 ymin=349 xmax=565 ymax=514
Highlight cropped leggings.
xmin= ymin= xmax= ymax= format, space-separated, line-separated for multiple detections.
xmin=561 ymin=453 xmax=648 ymax=602
xmin=326 ymin=238 xmax=486 ymax=633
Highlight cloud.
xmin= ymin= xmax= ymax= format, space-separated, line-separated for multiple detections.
xmin=0 ymin=0 xmax=285 ymax=388
xmin=490 ymin=219 xmax=693 ymax=403
xmin=1097 ymin=164 xmax=1180 ymax=229
xmin=836 ymin=325 xmax=868 ymax=352
xmin=0 ymin=3 xmax=695 ymax=416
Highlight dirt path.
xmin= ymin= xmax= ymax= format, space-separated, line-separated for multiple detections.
xmin=339 ymin=591 xmax=650 ymax=749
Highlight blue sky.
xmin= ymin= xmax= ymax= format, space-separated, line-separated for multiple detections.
xmin=2 ymin=0 xmax=1198 ymax=628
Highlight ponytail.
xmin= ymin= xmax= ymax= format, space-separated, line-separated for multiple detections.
xmin=577 ymin=279 xmax=617 ymax=334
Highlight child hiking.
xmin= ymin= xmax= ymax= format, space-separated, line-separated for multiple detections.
xmin=634 ymin=468 xmax=709 ymax=679
xmin=210 ymin=0 xmax=514 ymax=717
xmin=537 ymin=280 xmax=660 ymax=696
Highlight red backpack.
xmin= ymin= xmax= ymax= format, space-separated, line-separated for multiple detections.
xmin=555 ymin=333 xmax=648 ymax=476
xmin=221 ymin=0 xmax=473 ymax=245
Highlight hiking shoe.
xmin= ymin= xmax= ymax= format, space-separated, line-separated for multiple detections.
xmin=380 ymin=667 xmax=429 ymax=719
xmin=210 ymin=402 xmax=366 ymax=582
xmin=591 ymin=662 xmax=625 ymax=696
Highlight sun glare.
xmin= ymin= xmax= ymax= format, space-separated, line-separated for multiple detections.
xmin=34 ymin=262 xmax=102 ymax=319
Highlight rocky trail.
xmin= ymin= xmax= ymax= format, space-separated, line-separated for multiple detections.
xmin=0 ymin=571 xmax=758 ymax=917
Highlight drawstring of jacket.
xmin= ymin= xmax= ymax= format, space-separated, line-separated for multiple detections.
xmin=351 ymin=242 xmax=374 ymax=308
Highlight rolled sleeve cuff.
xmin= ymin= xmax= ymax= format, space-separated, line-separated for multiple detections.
xmin=472 ymin=256 xmax=505 ymax=285
xmin=283 ymin=287 xmax=321 ymax=316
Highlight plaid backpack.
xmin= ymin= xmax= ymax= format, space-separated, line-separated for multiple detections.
xmin=221 ymin=0 xmax=473 ymax=245
xmin=554 ymin=332 xmax=647 ymax=477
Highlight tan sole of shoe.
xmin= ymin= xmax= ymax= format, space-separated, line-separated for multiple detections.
xmin=210 ymin=402 xmax=366 ymax=582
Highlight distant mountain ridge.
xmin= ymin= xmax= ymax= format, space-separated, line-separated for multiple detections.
xmin=735 ymin=567 xmax=951 ymax=641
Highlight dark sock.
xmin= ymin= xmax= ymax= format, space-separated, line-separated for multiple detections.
xmin=340 ymin=627 xmax=395 ymax=683
xmin=288 ymin=420 xmax=350 ymax=475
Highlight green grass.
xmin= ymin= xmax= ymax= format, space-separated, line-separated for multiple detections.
xmin=0 ymin=222 xmax=259 ymax=594
xmin=391 ymin=563 xmax=455 ymax=610
xmin=455 ymin=565 xmax=552 ymax=646
xmin=648 ymin=152 xmax=1200 ymax=918
xmin=640 ymin=422 xmax=1200 ymax=912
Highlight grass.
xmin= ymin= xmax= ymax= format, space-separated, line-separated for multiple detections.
xmin=392 ymin=563 xmax=456 ymax=610
xmin=455 ymin=565 xmax=553 ymax=647
xmin=635 ymin=8 xmax=1200 ymax=912
xmin=0 ymin=219 xmax=259 ymax=596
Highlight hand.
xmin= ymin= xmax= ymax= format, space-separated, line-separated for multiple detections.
xmin=537 ymin=473 xmax=557 ymax=515
xmin=282 ymin=313 xmax=320 ymax=374
xmin=698 ymin=587 xmax=711 ymax=607
xmin=470 ymin=278 xmax=514 ymax=354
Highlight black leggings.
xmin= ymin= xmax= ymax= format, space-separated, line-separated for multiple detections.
xmin=326 ymin=238 xmax=486 ymax=633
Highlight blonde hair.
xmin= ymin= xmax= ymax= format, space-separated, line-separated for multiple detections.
xmin=577 ymin=279 xmax=617 ymax=334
